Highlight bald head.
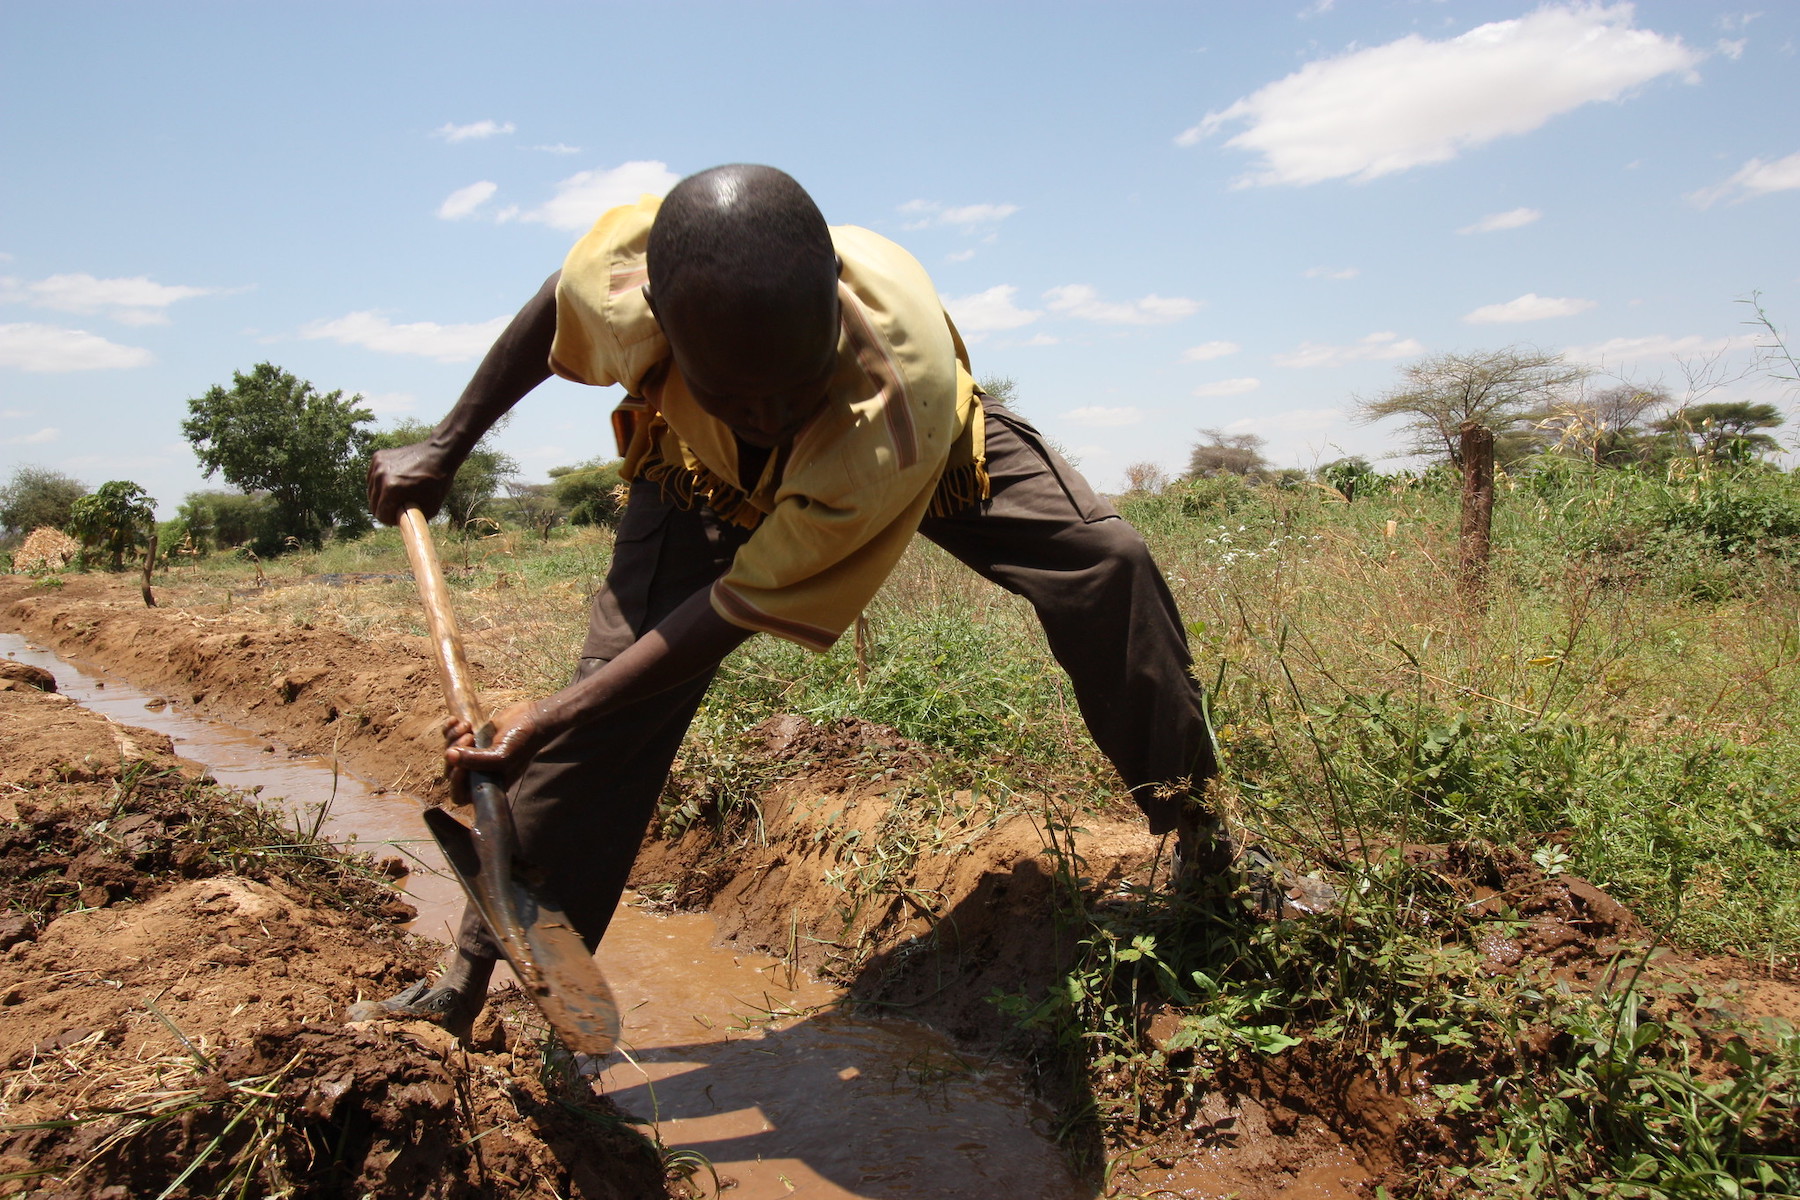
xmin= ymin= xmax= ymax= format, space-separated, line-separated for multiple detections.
xmin=646 ymin=165 xmax=842 ymax=446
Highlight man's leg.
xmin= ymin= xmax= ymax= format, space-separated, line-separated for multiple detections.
xmin=362 ymin=479 xmax=748 ymax=1032
xmin=917 ymin=401 xmax=1218 ymax=846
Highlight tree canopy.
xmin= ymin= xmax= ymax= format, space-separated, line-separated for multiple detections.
xmin=67 ymin=480 xmax=155 ymax=570
xmin=0 ymin=465 xmax=86 ymax=540
xmin=1187 ymin=428 xmax=1270 ymax=478
xmin=1358 ymin=348 xmax=1590 ymax=469
xmin=1654 ymin=401 xmax=1786 ymax=464
xmin=182 ymin=363 xmax=375 ymax=550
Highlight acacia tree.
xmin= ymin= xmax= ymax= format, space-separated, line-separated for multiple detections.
xmin=1358 ymin=348 xmax=1589 ymax=470
xmin=1187 ymin=428 xmax=1269 ymax=477
xmin=67 ymin=480 xmax=155 ymax=570
xmin=1654 ymin=401 xmax=1785 ymax=464
xmin=0 ymin=465 xmax=86 ymax=539
xmin=182 ymin=363 xmax=374 ymax=550
xmin=1536 ymin=383 xmax=1674 ymax=466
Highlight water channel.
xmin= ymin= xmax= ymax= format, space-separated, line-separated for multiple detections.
xmin=2 ymin=632 xmax=1085 ymax=1199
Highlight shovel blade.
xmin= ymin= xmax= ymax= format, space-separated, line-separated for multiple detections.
xmin=422 ymin=806 xmax=620 ymax=1055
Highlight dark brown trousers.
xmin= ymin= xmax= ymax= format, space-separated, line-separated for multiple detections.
xmin=456 ymin=402 xmax=1214 ymax=958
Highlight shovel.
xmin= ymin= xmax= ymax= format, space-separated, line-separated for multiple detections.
xmin=399 ymin=508 xmax=619 ymax=1055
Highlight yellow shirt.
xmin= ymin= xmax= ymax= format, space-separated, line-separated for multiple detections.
xmin=548 ymin=196 xmax=987 ymax=652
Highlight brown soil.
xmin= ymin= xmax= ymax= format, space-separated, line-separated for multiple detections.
xmin=6 ymin=574 xmax=1798 ymax=1199
xmin=0 ymin=675 xmax=673 ymax=1197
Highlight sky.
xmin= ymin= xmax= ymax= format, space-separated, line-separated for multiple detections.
xmin=3 ymin=1 xmax=1798 ymax=516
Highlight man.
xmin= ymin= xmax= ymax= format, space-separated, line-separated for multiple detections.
xmin=361 ymin=164 xmax=1219 ymax=1037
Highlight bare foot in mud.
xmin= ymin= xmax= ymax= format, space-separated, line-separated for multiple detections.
xmin=347 ymin=949 xmax=495 ymax=1041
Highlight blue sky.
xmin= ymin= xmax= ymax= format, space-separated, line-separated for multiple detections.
xmin=3 ymin=1 xmax=1797 ymax=515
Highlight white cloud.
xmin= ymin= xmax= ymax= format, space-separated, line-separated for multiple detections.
xmin=358 ymin=391 xmax=421 ymax=416
xmin=1179 ymin=4 xmax=1700 ymax=186
xmin=1 ymin=426 xmax=58 ymax=446
xmin=1561 ymin=332 xmax=1761 ymax=366
xmin=1022 ymin=332 xmax=1059 ymax=346
xmin=1 ymin=272 xmax=221 ymax=325
xmin=943 ymin=285 xmax=1042 ymax=333
xmin=1275 ymin=330 xmax=1424 ymax=368
xmin=899 ymin=200 xmax=1020 ymax=231
xmin=498 ymin=161 xmax=680 ymax=231
xmin=1182 ymin=340 xmax=1240 ymax=362
xmin=1303 ymin=266 xmax=1359 ymax=280
xmin=299 ymin=312 xmax=510 ymax=363
xmin=1193 ymin=377 xmax=1261 ymax=397
xmin=529 ymin=143 xmax=581 ymax=155
xmin=1687 ymin=151 xmax=1800 ymax=207
xmin=0 ymin=323 xmax=153 ymax=371
xmin=945 ymin=248 xmax=977 ymax=263
xmin=1044 ymin=284 xmax=1200 ymax=325
xmin=1715 ymin=38 xmax=1747 ymax=60
xmin=437 ymin=181 xmax=499 ymax=220
xmin=1061 ymin=406 xmax=1143 ymax=427
xmin=1464 ymin=293 xmax=1597 ymax=323
xmin=1459 ymin=206 xmax=1543 ymax=234
xmin=435 ymin=120 xmax=515 ymax=143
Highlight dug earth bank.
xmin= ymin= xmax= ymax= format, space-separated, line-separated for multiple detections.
xmin=5 ymin=575 xmax=1796 ymax=1198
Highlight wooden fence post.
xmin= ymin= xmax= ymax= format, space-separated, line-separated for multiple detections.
xmin=1458 ymin=421 xmax=1495 ymax=607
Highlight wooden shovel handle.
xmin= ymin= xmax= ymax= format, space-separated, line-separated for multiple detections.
xmin=398 ymin=508 xmax=491 ymax=739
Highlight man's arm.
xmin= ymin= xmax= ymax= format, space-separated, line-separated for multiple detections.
xmin=444 ymin=586 xmax=754 ymax=774
xmin=367 ymin=270 xmax=562 ymax=525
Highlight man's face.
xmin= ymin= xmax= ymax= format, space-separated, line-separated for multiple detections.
xmin=657 ymin=289 xmax=841 ymax=449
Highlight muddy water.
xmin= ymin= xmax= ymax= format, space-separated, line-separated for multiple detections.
xmin=3 ymin=633 xmax=1085 ymax=1199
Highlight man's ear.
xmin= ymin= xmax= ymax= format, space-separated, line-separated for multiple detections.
xmin=641 ymin=283 xmax=658 ymax=318
xmin=834 ymin=255 xmax=843 ymax=277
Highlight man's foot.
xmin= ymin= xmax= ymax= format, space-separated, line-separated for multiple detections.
xmin=1239 ymin=843 xmax=1341 ymax=920
xmin=1169 ymin=807 xmax=1340 ymax=919
xmin=346 ymin=950 xmax=495 ymax=1042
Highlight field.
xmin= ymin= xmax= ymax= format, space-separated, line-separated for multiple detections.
xmin=4 ymin=457 xmax=1799 ymax=1197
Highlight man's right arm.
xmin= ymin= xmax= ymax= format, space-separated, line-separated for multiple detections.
xmin=367 ymin=270 xmax=562 ymax=525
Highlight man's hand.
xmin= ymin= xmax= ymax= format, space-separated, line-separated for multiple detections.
xmin=369 ymin=441 xmax=458 ymax=527
xmin=443 ymin=701 xmax=556 ymax=792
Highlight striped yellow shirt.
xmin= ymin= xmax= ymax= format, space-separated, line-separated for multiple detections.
xmin=548 ymin=196 xmax=987 ymax=651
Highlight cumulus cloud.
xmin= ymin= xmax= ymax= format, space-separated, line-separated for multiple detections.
xmin=1061 ymin=406 xmax=1143 ymax=427
xmin=1275 ymin=330 xmax=1424 ymax=368
xmin=1303 ymin=266 xmax=1359 ymax=280
xmin=899 ymin=200 xmax=1021 ymax=230
xmin=943 ymin=285 xmax=1042 ymax=333
xmin=299 ymin=312 xmax=510 ymax=363
xmin=1193 ymin=377 xmax=1261 ymax=397
xmin=0 ymin=323 xmax=154 ymax=371
xmin=1043 ymin=284 xmax=1200 ymax=325
xmin=497 ymin=161 xmax=680 ymax=231
xmin=1459 ymin=206 xmax=1543 ymax=234
xmin=1 ymin=273 xmax=222 ymax=326
xmin=1687 ymin=151 xmax=1800 ymax=207
xmin=1 ymin=426 xmax=58 ymax=446
xmin=1561 ymin=331 xmax=1761 ymax=366
xmin=435 ymin=120 xmax=515 ymax=143
xmin=1464 ymin=293 xmax=1597 ymax=323
xmin=1182 ymin=340 xmax=1240 ymax=362
xmin=1179 ymin=4 xmax=1700 ymax=186
xmin=437 ymin=181 xmax=499 ymax=220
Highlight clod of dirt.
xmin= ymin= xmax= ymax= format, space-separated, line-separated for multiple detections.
xmin=0 ymin=660 xmax=55 ymax=692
